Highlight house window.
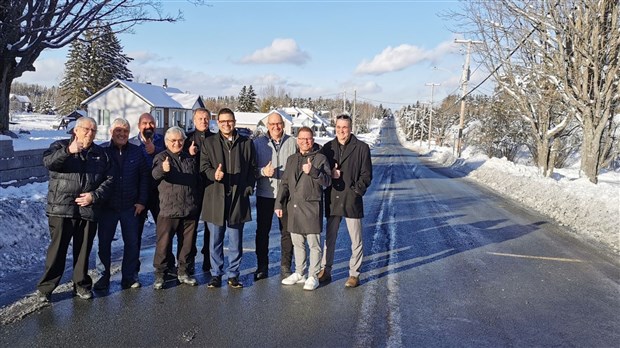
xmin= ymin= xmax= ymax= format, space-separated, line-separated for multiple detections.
xmin=96 ymin=109 xmax=111 ymax=126
xmin=154 ymin=110 xmax=163 ymax=127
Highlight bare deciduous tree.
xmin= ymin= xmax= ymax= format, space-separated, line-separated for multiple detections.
xmin=0 ymin=1 xmax=189 ymax=134
xmin=452 ymin=0 xmax=619 ymax=182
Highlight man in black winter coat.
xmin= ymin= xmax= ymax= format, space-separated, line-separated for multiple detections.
xmin=318 ymin=114 xmax=373 ymax=288
xmin=200 ymin=108 xmax=256 ymax=289
xmin=36 ymin=116 xmax=113 ymax=303
xmin=183 ymin=107 xmax=214 ymax=274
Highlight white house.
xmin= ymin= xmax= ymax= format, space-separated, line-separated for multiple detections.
xmin=282 ymin=106 xmax=330 ymax=136
xmin=81 ymin=79 xmax=205 ymax=140
xmin=9 ymin=94 xmax=32 ymax=113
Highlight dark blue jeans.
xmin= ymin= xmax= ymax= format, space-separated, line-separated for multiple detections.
xmin=97 ymin=208 xmax=141 ymax=282
xmin=207 ymin=222 xmax=244 ymax=278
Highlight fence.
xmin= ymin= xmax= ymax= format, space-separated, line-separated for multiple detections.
xmin=0 ymin=139 xmax=47 ymax=188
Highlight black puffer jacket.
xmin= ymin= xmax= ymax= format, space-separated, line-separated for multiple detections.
xmin=152 ymin=149 xmax=200 ymax=218
xmin=43 ymin=139 xmax=113 ymax=221
xmin=102 ymin=142 xmax=149 ymax=211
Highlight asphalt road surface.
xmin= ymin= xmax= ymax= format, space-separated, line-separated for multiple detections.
xmin=1 ymin=119 xmax=618 ymax=347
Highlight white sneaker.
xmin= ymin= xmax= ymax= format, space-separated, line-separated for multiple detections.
xmin=303 ymin=276 xmax=319 ymax=291
xmin=281 ymin=273 xmax=306 ymax=285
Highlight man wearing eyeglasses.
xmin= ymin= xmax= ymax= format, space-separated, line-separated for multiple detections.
xmin=200 ymin=108 xmax=257 ymax=289
xmin=36 ymin=116 xmax=114 ymax=303
xmin=253 ymin=111 xmax=298 ymax=280
xmin=319 ymin=113 xmax=373 ymax=288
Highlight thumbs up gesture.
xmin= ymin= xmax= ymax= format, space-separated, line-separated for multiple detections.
xmin=263 ymin=160 xmax=275 ymax=177
xmin=68 ymin=137 xmax=83 ymax=154
xmin=189 ymin=140 xmax=198 ymax=156
xmin=162 ymin=156 xmax=170 ymax=172
xmin=214 ymin=163 xmax=224 ymax=181
xmin=302 ymin=157 xmax=312 ymax=174
xmin=332 ymin=162 xmax=341 ymax=179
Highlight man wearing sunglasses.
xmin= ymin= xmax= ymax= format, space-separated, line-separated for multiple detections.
xmin=319 ymin=113 xmax=373 ymax=288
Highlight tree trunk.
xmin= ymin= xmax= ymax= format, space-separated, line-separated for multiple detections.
xmin=537 ymin=137 xmax=552 ymax=177
xmin=0 ymin=62 xmax=15 ymax=133
xmin=580 ymin=128 xmax=602 ymax=184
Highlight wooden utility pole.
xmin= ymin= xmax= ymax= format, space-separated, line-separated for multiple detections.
xmin=454 ymin=39 xmax=483 ymax=157
xmin=426 ymin=83 xmax=440 ymax=148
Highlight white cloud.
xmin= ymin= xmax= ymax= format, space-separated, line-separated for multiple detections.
xmin=355 ymin=41 xmax=461 ymax=76
xmin=128 ymin=50 xmax=169 ymax=64
xmin=238 ymin=38 xmax=310 ymax=65
xmin=15 ymin=58 xmax=65 ymax=87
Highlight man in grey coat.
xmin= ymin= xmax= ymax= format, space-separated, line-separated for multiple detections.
xmin=319 ymin=113 xmax=373 ymax=288
xmin=276 ymin=127 xmax=331 ymax=291
xmin=253 ymin=111 xmax=297 ymax=280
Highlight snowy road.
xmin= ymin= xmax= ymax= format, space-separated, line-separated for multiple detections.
xmin=1 ymin=119 xmax=618 ymax=346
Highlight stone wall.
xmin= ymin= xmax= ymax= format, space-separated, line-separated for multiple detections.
xmin=0 ymin=139 xmax=47 ymax=188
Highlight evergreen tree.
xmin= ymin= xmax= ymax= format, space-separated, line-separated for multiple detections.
xmin=58 ymin=23 xmax=133 ymax=115
xmin=237 ymin=85 xmax=258 ymax=112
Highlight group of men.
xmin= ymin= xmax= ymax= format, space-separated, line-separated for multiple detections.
xmin=35 ymin=107 xmax=372 ymax=302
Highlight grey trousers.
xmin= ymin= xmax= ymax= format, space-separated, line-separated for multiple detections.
xmin=321 ymin=216 xmax=363 ymax=277
xmin=291 ymin=233 xmax=322 ymax=279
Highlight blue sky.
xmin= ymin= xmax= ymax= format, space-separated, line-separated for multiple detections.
xmin=17 ymin=0 xmax=491 ymax=110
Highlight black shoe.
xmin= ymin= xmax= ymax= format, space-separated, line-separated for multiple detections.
xmin=73 ymin=286 xmax=93 ymax=300
xmin=121 ymin=279 xmax=142 ymax=289
xmin=35 ymin=290 xmax=51 ymax=303
xmin=178 ymin=274 xmax=198 ymax=286
xmin=154 ymin=276 xmax=165 ymax=290
xmin=202 ymin=262 xmax=211 ymax=272
xmin=253 ymin=271 xmax=268 ymax=281
xmin=187 ymin=262 xmax=195 ymax=275
xmin=207 ymin=276 xmax=221 ymax=288
xmin=227 ymin=277 xmax=243 ymax=289
xmin=93 ymin=276 xmax=110 ymax=291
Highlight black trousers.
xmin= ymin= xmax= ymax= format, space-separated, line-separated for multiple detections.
xmin=255 ymin=196 xmax=290 ymax=273
xmin=153 ymin=216 xmax=196 ymax=276
xmin=37 ymin=216 xmax=97 ymax=294
xmin=138 ymin=190 xmax=160 ymax=271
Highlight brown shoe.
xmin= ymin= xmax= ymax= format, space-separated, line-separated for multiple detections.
xmin=345 ymin=276 xmax=359 ymax=288
xmin=318 ymin=269 xmax=331 ymax=283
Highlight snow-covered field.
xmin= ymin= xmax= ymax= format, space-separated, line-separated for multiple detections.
xmin=0 ymin=114 xmax=617 ymax=307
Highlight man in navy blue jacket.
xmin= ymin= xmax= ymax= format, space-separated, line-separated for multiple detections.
xmin=95 ymin=118 xmax=149 ymax=290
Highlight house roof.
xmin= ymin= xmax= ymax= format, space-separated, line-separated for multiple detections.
xmin=9 ymin=94 xmax=31 ymax=103
xmin=234 ymin=112 xmax=268 ymax=125
xmin=81 ymin=79 xmax=197 ymax=109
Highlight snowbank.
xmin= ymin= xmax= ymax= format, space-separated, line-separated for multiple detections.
xmin=397 ymin=128 xmax=620 ymax=255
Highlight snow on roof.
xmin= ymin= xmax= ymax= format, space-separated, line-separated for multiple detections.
xmin=266 ymin=109 xmax=294 ymax=124
xmin=234 ymin=112 xmax=268 ymax=126
xmin=82 ymin=79 xmax=193 ymax=109
xmin=168 ymin=92 xmax=202 ymax=109
xmin=10 ymin=94 xmax=31 ymax=103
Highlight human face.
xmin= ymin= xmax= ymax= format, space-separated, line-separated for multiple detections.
xmin=165 ymin=133 xmax=185 ymax=154
xmin=110 ymin=124 xmax=130 ymax=147
xmin=138 ymin=114 xmax=156 ymax=136
xmin=74 ymin=122 xmax=97 ymax=148
xmin=297 ymin=130 xmax=314 ymax=154
xmin=218 ymin=113 xmax=236 ymax=137
xmin=193 ymin=110 xmax=210 ymax=132
xmin=335 ymin=117 xmax=352 ymax=145
xmin=267 ymin=114 xmax=284 ymax=141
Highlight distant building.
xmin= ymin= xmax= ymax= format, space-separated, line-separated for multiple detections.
xmin=9 ymin=94 xmax=32 ymax=113
xmin=81 ymin=79 xmax=205 ymax=140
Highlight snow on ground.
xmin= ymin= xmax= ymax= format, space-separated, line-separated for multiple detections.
xmin=395 ymin=124 xmax=620 ymax=255
xmin=0 ymin=115 xmax=617 ymax=302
